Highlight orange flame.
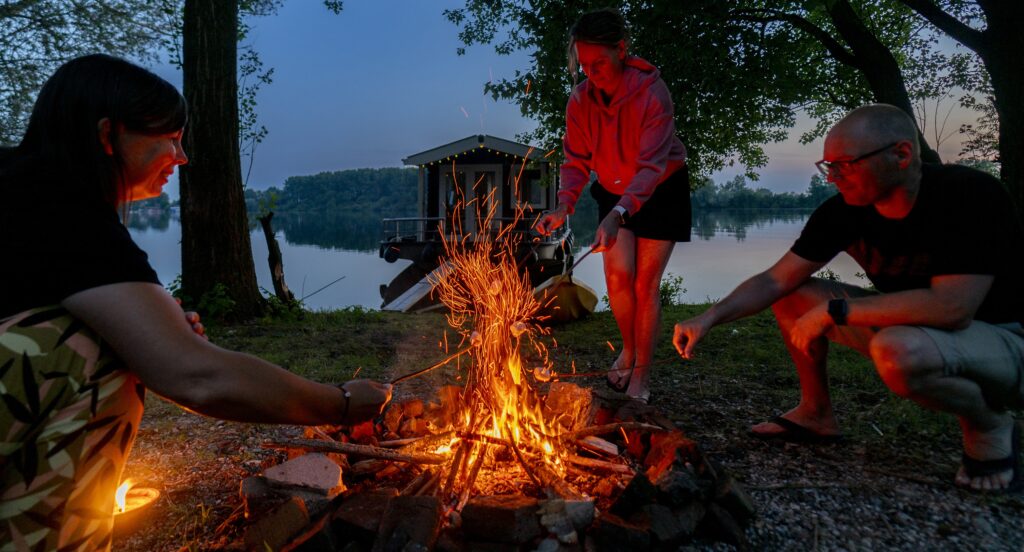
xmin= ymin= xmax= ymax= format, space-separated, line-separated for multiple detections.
xmin=427 ymin=156 xmax=567 ymax=497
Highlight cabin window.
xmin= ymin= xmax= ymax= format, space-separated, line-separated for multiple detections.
xmin=512 ymin=168 xmax=545 ymax=209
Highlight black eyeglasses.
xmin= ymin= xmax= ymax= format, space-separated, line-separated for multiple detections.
xmin=815 ymin=142 xmax=899 ymax=177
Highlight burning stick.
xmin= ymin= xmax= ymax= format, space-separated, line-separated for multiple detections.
xmin=560 ymin=422 xmax=663 ymax=442
xmin=401 ymin=469 xmax=435 ymax=496
xmin=456 ymin=444 xmax=489 ymax=511
xmin=264 ymin=438 xmax=447 ymax=465
xmin=390 ymin=345 xmax=475 ymax=385
xmin=567 ymin=454 xmax=634 ymax=474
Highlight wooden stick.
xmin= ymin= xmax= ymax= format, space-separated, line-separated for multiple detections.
xmin=391 ymin=346 xmax=474 ymax=385
xmin=456 ymin=444 xmax=489 ymax=511
xmin=418 ymin=470 xmax=442 ymax=497
xmin=379 ymin=437 xmax=421 ymax=448
xmin=560 ymin=422 xmax=663 ymax=441
xmin=534 ymin=459 xmax=583 ymax=500
xmin=401 ymin=469 xmax=434 ymax=496
xmin=263 ymin=438 xmax=447 ymax=465
xmin=505 ymin=423 xmax=542 ymax=489
xmin=567 ymin=454 xmax=634 ymax=474
xmin=443 ymin=441 xmax=469 ymax=498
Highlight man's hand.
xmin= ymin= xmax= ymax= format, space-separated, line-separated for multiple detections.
xmin=673 ymin=314 xmax=713 ymax=359
xmin=535 ymin=204 xmax=569 ymax=236
xmin=175 ymin=297 xmax=208 ymax=340
xmin=790 ymin=302 xmax=833 ymax=354
xmin=590 ymin=211 xmax=621 ymax=253
xmin=342 ymin=379 xmax=393 ymax=422
xmin=184 ymin=311 xmax=207 ymax=340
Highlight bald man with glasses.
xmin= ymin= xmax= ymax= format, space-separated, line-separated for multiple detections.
xmin=673 ymin=103 xmax=1024 ymax=493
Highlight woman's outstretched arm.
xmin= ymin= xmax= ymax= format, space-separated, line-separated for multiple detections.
xmin=62 ymin=282 xmax=390 ymax=424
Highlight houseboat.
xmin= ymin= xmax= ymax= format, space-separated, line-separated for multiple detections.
xmin=379 ymin=134 xmax=575 ymax=312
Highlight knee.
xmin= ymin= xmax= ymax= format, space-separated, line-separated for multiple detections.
xmin=605 ymin=270 xmax=634 ymax=292
xmin=870 ymin=328 xmax=934 ymax=397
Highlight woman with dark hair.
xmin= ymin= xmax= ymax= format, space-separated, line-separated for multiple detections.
xmin=536 ymin=9 xmax=691 ymax=403
xmin=0 ymin=55 xmax=391 ymax=550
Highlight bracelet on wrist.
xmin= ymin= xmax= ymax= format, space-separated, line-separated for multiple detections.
xmin=337 ymin=382 xmax=352 ymax=421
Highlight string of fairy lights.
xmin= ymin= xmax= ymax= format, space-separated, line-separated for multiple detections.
xmin=417 ymin=144 xmax=544 ymax=168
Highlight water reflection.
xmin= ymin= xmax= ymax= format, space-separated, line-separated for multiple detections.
xmin=129 ymin=208 xmax=815 ymax=250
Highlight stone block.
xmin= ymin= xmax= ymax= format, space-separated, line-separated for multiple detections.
xmin=462 ymin=495 xmax=542 ymax=544
xmin=265 ymin=452 xmax=346 ymax=496
xmin=402 ymin=398 xmax=425 ymax=418
xmin=372 ymin=495 xmax=443 ymax=552
xmin=675 ymin=501 xmax=706 ymax=538
xmin=537 ymin=499 xmax=577 ymax=544
xmin=587 ymin=513 xmax=650 ymax=552
xmin=713 ymin=473 xmax=756 ymax=525
xmin=384 ymin=404 xmax=404 ymax=433
xmin=639 ymin=504 xmax=684 ymax=546
xmin=332 ymin=488 xmax=398 ymax=545
xmin=609 ymin=472 xmax=657 ymax=518
xmin=243 ymin=496 xmax=310 ymax=551
xmin=544 ymin=382 xmax=594 ymax=430
xmin=644 ymin=431 xmax=699 ymax=481
xmin=696 ymin=502 xmax=747 ymax=549
xmin=654 ymin=468 xmax=705 ymax=508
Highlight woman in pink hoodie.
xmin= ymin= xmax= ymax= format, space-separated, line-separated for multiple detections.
xmin=537 ymin=9 xmax=691 ymax=403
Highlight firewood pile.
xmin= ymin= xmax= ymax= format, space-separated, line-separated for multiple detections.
xmin=240 ymin=383 xmax=756 ymax=551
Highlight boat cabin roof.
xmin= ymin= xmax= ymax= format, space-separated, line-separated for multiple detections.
xmin=402 ymin=134 xmax=546 ymax=166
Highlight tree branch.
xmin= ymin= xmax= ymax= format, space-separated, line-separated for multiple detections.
xmin=732 ymin=8 xmax=859 ymax=68
xmin=898 ymin=0 xmax=984 ymax=53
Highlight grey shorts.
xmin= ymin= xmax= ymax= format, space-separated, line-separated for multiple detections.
xmin=918 ymin=321 xmax=1024 ymax=410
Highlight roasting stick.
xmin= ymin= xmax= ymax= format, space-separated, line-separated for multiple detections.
xmin=390 ymin=345 xmax=475 ymax=385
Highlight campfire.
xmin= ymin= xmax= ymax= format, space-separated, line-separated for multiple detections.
xmin=240 ymin=167 xmax=756 ymax=550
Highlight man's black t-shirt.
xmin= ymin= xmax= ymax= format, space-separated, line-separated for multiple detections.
xmin=1 ymin=173 xmax=160 ymax=318
xmin=791 ymin=163 xmax=1024 ymax=325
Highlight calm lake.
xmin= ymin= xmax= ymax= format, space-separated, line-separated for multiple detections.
xmin=127 ymin=208 xmax=864 ymax=311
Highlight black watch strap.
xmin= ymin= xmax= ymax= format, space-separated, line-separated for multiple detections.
xmin=827 ymin=298 xmax=849 ymax=326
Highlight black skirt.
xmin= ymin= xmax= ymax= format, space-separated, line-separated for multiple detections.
xmin=591 ymin=166 xmax=692 ymax=242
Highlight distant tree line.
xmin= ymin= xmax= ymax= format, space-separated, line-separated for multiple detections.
xmin=692 ymin=174 xmax=836 ymax=210
xmin=245 ymin=167 xmax=418 ymax=217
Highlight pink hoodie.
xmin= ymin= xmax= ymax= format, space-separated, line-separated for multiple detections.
xmin=558 ymin=56 xmax=686 ymax=216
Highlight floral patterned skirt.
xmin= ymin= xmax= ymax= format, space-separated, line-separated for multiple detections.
xmin=0 ymin=306 xmax=144 ymax=551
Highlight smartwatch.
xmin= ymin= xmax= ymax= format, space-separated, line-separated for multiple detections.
xmin=827 ymin=298 xmax=849 ymax=326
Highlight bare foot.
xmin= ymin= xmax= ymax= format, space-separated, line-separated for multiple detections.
xmin=625 ymin=365 xmax=649 ymax=403
xmin=749 ymin=406 xmax=840 ymax=438
xmin=956 ymin=417 xmax=1016 ymax=492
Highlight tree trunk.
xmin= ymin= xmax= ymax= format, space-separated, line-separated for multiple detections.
xmin=180 ymin=0 xmax=263 ymax=318
xmin=899 ymin=0 xmax=1024 ymax=217
xmin=980 ymin=6 xmax=1024 ymax=216
xmin=826 ymin=0 xmax=941 ymax=162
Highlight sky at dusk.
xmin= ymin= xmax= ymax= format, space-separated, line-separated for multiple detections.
xmin=153 ymin=1 xmax=978 ymax=200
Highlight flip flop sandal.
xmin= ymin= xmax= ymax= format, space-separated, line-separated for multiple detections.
xmin=959 ymin=422 xmax=1022 ymax=494
xmin=748 ymin=415 xmax=844 ymax=444
xmin=605 ymin=362 xmax=632 ymax=392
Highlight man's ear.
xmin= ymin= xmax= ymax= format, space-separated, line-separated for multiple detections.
xmin=616 ymin=40 xmax=627 ymax=61
xmin=97 ymin=117 xmax=114 ymax=155
xmin=894 ymin=140 xmax=914 ymax=169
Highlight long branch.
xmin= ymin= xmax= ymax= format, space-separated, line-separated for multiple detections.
xmin=263 ymin=438 xmax=448 ymax=465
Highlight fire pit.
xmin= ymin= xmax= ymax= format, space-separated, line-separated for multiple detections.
xmin=241 ymin=182 xmax=755 ymax=550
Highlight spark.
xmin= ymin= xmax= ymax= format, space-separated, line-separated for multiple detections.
xmin=607 ymin=341 xmax=616 ymax=352
xmin=460 ymin=106 xmax=469 ymax=118
xmin=352 ymin=366 xmax=362 ymax=378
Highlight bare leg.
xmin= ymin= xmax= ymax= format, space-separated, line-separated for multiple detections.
xmin=603 ymin=229 xmax=637 ymax=383
xmin=871 ymin=327 xmax=1016 ymax=491
xmin=752 ymin=278 xmax=875 ymax=437
xmin=625 ymin=238 xmax=675 ymax=400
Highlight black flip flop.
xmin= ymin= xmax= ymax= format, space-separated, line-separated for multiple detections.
xmin=748 ymin=415 xmax=844 ymax=444
xmin=959 ymin=422 xmax=1022 ymax=494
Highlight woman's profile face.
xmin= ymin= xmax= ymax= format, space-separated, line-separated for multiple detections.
xmin=575 ymin=40 xmax=626 ymax=94
xmin=116 ymin=126 xmax=188 ymax=202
